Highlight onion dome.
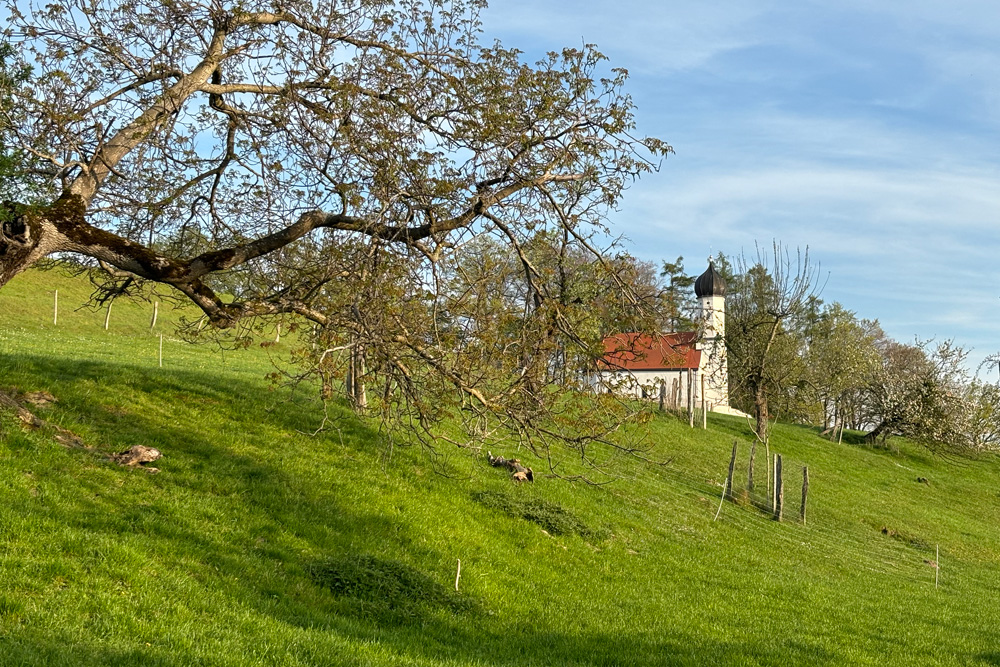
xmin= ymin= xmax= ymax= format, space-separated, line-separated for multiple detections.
xmin=694 ymin=261 xmax=727 ymax=298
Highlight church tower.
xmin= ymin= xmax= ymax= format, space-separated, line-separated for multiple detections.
xmin=694 ymin=261 xmax=729 ymax=411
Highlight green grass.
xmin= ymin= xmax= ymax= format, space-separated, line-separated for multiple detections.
xmin=2 ymin=266 xmax=1000 ymax=665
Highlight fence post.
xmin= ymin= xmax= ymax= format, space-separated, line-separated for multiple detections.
xmin=774 ymin=454 xmax=783 ymax=521
xmin=150 ymin=301 xmax=159 ymax=330
xmin=800 ymin=466 xmax=809 ymax=524
xmin=771 ymin=453 xmax=777 ymax=513
xmin=715 ymin=440 xmax=739 ymax=521
xmin=53 ymin=290 xmax=58 ymax=326
xmin=658 ymin=382 xmax=666 ymax=412
xmin=765 ymin=443 xmax=771 ymax=507
xmin=748 ymin=440 xmax=756 ymax=493
xmin=688 ymin=370 xmax=694 ymax=428
xmin=725 ymin=440 xmax=737 ymax=500
xmin=701 ymin=374 xmax=707 ymax=429
xmin=104 ymin=299 xmax=114 ymax=330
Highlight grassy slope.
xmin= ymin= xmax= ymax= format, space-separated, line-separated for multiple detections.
xmin=2 ymin=267 xmax=1000 ymax=666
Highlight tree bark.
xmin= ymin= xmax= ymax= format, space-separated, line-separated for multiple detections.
xmin=865 ymin=420 xmax=891 ymax=444
xmin=753 ymin=383 xmax=769 ymax=442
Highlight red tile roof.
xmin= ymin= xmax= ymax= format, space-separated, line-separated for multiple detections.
xmin=599 ymin=332 xmax=701 ymax=371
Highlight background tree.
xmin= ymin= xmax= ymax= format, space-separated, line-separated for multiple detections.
xmin=800 ymin=303 xmax=881 ymax=437
xmin=659 ymin=255 xmax=696 ymax=331
xmin=861 ymin=338 xmax=970 ymax=450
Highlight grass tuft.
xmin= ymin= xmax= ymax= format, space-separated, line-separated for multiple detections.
xmin=471 ymin=489 xmax=607 ymax=540
xmin=308 ymin=554 xmax=478 ymax=622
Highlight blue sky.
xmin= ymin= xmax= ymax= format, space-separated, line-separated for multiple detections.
xmin=484 ymin=0 xmax=1000 ymax=374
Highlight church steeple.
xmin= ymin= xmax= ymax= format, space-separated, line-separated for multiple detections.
xmin=696 ymin=260 xmax=729 ymax=411
xmin=694 ymin=260 xmax=727 ymax=298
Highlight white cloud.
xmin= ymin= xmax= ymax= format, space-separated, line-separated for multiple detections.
xmin=483 ymin=0 xmax=1000 ymax=370
xmin=482 ymin=0 xmax=772 ymax=72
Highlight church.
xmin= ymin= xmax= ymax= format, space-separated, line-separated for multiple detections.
xmin=596 ymin=261 xmax=742 ymax=416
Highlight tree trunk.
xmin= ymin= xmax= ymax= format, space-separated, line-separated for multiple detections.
xmin=0 ymin=208 xmax=51 ymax=289
xmin=865 ymin=420 xmax=890 ymax=443
xmin=321 ymin=373 xmax=335 ymax=401
xmin=753 ymin=384 xmax=769 ymax=443
xmin=353 ymin=346 xmax=368 ymax=410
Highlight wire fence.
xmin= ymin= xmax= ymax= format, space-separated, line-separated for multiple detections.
xmin=612 ymin=440 xmax=950 ymax=588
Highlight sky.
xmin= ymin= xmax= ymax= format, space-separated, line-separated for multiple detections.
xmin=483 ymin=0 xmax=1000 ymax=374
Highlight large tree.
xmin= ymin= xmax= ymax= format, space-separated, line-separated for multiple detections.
xmin=0 ymin=0 xmax=668 ymax=467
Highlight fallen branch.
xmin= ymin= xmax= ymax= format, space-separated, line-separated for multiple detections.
xmin=488 ymin=451 xmax=534 ymax=482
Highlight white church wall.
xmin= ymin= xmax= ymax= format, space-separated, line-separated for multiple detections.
xmin=594 ymin=369 xmax=698 ymax=405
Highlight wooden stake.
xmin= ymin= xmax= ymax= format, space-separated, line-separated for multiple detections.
xmin=935 ymin=545 xmax=939 ymax=589
xmin=748 ymin=440 xmax=756 ymax=493
xmin=455 ymin=559 xmax=462 ymax=592
xmin=104 ymin=299 xmax=114 ymax=330
xmin=774 ymin=454 xmax=784 ymax=521
xmin=150 ymin=301 xmax=158 ymax=330
xmin=658 ymin=382 xmax=666 ymax=412
xmin=53 ymin=290 xmax=58 ymax=326
xmin=701 ymin=374 xmax=707 ymax=429
xmin=800 ymin=466 xmax=809 ymax=524
xmin=159 ymin=333 xmax=163 ymax=368
xmin=725 ymin=440 xmax=737 ymax=500
xmin=765 ymin=442 xmax=771 ymax=505
xmin=771 ymin=453 xmax=778 ymax=513
xmin=688 ymin=370 xmax=694 ymax=428
xmin=715 ymin=440 xmax=739 ymax=521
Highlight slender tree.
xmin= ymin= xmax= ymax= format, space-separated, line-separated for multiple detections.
xmin=724 ymin=243 xmax=822 ymax=442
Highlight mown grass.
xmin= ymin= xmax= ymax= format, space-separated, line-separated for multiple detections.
xmin=2 ymin=266 xmax=1000 ymax=665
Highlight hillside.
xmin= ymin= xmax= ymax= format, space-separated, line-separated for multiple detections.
xmin=1 ymin=267 xmax=1000 ymax=666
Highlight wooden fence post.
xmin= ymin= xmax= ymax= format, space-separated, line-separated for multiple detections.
xmin=159 ymin=333 xmax=163 ymax=368
xmin=771 ymin=453 xmax=778 ymax=513
xmin=800 ymin=466 xmax=809 ymax=524
xmin=774 ymin=454 xmax=783 ymax=521
xmin=748 ymin=440 xmax=756 ymax=494
xmin=701 ymin=374 xmax=707 ymax=429
xmin=658 ymin=382 xmax=666 ymax=412
xmin=715 ymin=440 xmax=739 ymax=520
xmin=765 ymin=443 xmax=771 ymax=506
xmin=150 ymin=301 xmax=159 ymax=330
xmin=104 ymin=299 xmax=114 ymax=330
xmin=725 ymin=440 xmax=737 ymax=500
xmin=53 ymin=290 xmax=58 ymax=326
xmin=688 ymin=370 xmax=694 ymax=428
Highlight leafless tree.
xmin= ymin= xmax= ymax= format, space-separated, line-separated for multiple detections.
xmin=725 ymin=242 xmax=823 ymax=443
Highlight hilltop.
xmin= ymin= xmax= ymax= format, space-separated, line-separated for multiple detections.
xmin=1 ymin=267 xmax=1000 ymax=666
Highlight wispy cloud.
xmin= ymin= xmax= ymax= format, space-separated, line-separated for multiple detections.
xmin=484 ymin=0 xmax=1000 ymax=369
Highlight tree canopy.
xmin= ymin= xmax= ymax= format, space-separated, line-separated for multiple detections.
xmin=0 ymin=0 xmax=670 ymax=471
